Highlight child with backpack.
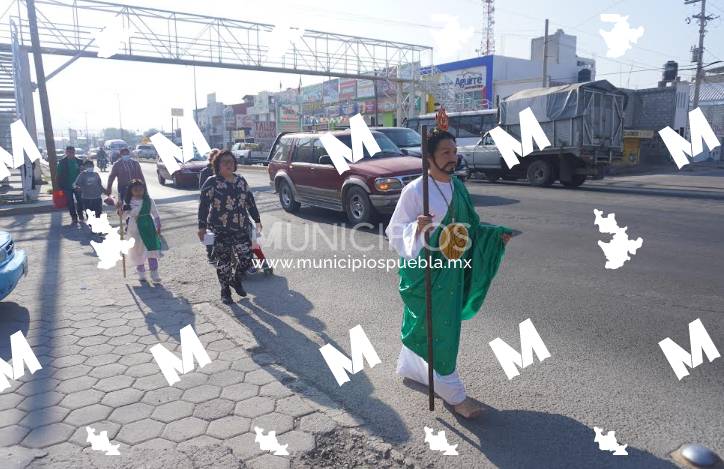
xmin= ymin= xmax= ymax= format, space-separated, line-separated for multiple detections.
xmin=73 ymin=159 xmax=104 ymax=219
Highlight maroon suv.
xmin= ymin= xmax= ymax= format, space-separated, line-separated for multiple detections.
xmin=267 ymin=130 xmax=422 ymax=224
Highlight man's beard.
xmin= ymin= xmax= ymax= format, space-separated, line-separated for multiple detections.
xmin=432 ymin=158 xmax=457 ymax=175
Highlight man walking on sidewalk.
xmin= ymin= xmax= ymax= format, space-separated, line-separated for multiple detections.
xmin=106 ymin=147 xmax=145 ymax=203
xmin=56 ymin=145 xmax=83 ymax=224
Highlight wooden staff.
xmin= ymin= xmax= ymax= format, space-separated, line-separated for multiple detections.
xmin=118 ymin=207 xmax=127 ymax=278
xmin=421 ymin=125 xmax=435 ymax=411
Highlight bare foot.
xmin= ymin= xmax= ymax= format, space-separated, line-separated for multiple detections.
xmin=452 ymin=397 xmax=483 ymax=419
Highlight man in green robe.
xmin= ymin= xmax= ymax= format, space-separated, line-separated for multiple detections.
xmin=385 ymin=129 xmax=511 ymax=418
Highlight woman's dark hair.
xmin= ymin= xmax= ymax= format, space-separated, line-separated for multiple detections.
xmin=212 ymin=150 xmax=237 ymax=175
xmin=427 ymin=128 xmax=456 ymax=156
xmin=123 ymin=178 xmax=148 ymax=207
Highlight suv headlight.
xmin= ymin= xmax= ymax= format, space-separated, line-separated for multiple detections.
xmin=374 ymin=177 xmax=403 ymax=192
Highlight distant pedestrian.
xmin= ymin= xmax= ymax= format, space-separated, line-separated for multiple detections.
xmin=56 ymin=145 xmax=83 ymax=224
xmin=73 ymin=159 xmax=104 ymax=219
xmin=199 ymin=149 xmax=220 ymax=262
xmin=122 ymin=179 xmax=162 ymax=283
xmin=199 ymin=148 xmax=219 ymax=190
xmin=106 ymin=148 xmax=144 ymax=204
xmin=198 ymin=150 xmax=261 ymax=304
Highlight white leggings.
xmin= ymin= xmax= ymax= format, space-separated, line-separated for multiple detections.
xmin=396 ymin=345 xmax=466 ymax=405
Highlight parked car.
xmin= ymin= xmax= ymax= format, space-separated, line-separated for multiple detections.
xmin=0 ymin=231 xmax=27 ymax=301
xmin=267 ymin=130 xmax=422 ymax=224
xmin=87 ymin=147 xmax=99 ymax=160
xmin=156 ymin=148 xmax=208 ymax=187
xmin=375 ymin=126 xmax=469 ymax=181
xmin=133 ymin=144 xmax=158 ymax=159
xmin=230 ymin=142 xmax=268 ymax=165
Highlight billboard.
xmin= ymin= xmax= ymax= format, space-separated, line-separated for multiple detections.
xmin=302 ymin=83 xmax=322 ymax=103
xmin=254 ymin=121 xmax=277 ymax=139
xmin=339 ymin=79 xmax=357 ymax=100
xmin=323 ymin=79 xmax=339 ymax=104
xmin=357 ymin=79 xmax=375 ymax=98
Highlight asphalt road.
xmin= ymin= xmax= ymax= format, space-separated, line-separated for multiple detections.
xmin=123 ymin=163 xmax=724 ymax=468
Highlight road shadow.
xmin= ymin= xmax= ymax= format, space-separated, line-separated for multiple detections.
xmin=0 ymin=302 xmax=30 ymax=361
xmin=127 ymin=283 xmax=195 ymax=342
xmin=20 ymin=210 xmax=63 ymax=430
xmin=468 ymin=194 xmax=520 ymax=207
xmin=436 ymin=405 xmax=677 ymax=469
xmin=227 ymin=275 xmax=410 ymax=443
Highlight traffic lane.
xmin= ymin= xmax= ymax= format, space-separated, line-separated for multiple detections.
xmin=472 ymin=168 xmax=724 ymax=202
xmin=99 ymin=162 xmax=272 ymax=208
xmin=225 ymin=176 xmax=723 ymax=467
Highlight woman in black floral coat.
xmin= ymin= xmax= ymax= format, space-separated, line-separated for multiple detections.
xmin=198 ymin=150 xmax=262 ymax=304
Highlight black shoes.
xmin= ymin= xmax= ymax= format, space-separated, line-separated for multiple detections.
xmin=221 ymin=286 xmax=233 ymax=304
xmin=232 ymin=281 xmax=247 ymax=298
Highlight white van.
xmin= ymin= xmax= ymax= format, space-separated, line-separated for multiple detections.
xmin=104 ymin=139 xmax=129 ymax=163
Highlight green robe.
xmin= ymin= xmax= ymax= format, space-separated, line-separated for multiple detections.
xmin=398 ymin=177 xmax=511 ymax=376
xmin=137 ymin=195 xmax=161 ymax=251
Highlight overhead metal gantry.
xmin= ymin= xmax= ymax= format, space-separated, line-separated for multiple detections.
xmin=0 ymin=0 xmax=432 ymax=83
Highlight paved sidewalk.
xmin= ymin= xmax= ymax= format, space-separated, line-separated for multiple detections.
xmin=0 ymin=213 xmax=380 ymax=468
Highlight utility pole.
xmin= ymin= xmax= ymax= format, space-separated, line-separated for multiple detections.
xmin=193 ymin=64 xmax=198 ymax=125
xmin=116 ymin=93 xmax=124 ymax=140
xmin=686 ymin=0 xmax=716 ymax=108
xmin=542 ymin=18 xmax=549 ymax=88
xmin=26 ymin=0 xmax=58 ymax=190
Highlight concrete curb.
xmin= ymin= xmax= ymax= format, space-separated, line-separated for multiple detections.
xmin=0 ymin=200 xmax=57 ymax=217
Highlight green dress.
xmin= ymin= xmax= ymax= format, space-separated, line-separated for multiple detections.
xmin=398 ymin=177 xmax=511 ymax=376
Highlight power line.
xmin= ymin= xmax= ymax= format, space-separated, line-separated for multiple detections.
xmin=571 ymin=0 xmax=629 ymax=28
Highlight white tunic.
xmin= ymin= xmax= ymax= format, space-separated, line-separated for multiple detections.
xmin=385 ymin=175 xmax=453 ymax=260
xmin=385 ymin=175 xmax=466 ymax=406
xmin=123 ymin=197 xmax=161 ymax=266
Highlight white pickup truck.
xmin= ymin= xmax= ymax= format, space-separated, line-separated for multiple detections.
xmin=230 ymin=142 xmax=268 ymax=165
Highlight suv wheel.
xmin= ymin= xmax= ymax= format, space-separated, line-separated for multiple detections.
xmin=279 ymin=180 xmax=300 ymax=212
xmin=157 ymin=171 xmax=165 ymax=185
xmin=527 ymin=159 xmax=554 ymax=186
xmin=345 ymin=186 xmax=376 ymax=226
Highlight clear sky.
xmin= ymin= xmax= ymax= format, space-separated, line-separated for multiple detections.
xmin=3 ymin=0 xmax=723 ymax=134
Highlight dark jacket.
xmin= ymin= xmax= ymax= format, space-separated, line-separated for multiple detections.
xmin=198 ymin=165 xmax=214 ymax=190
